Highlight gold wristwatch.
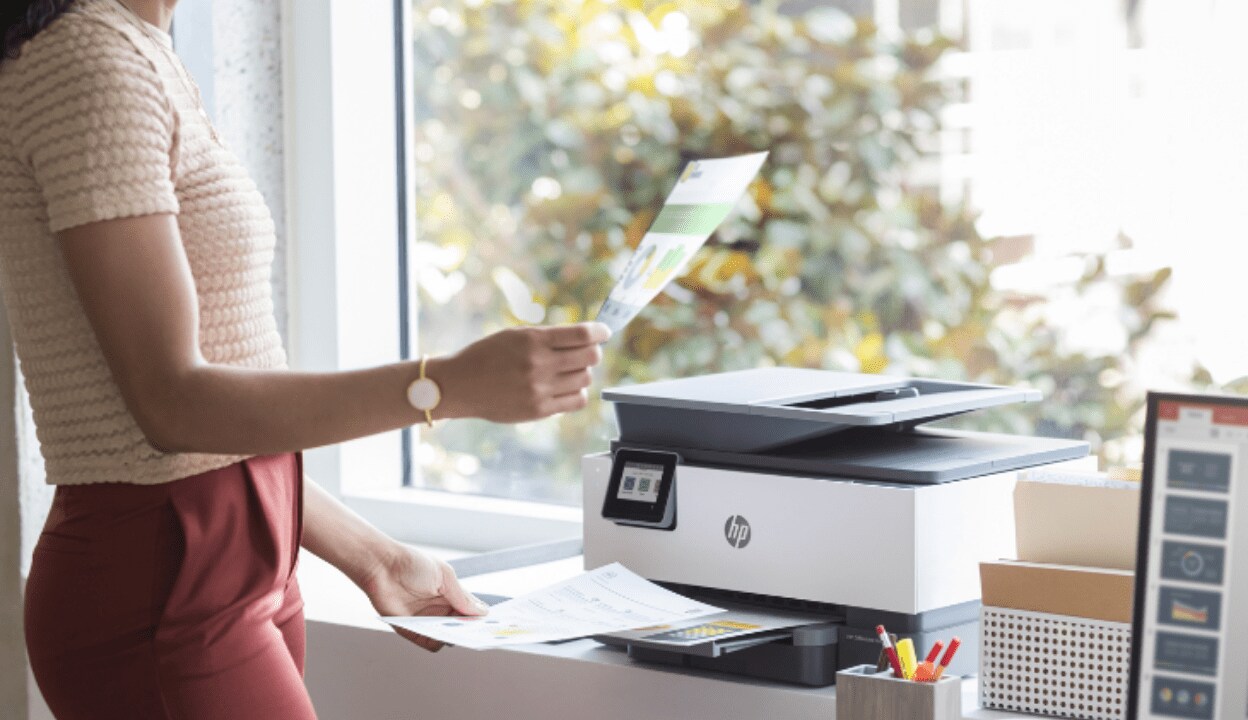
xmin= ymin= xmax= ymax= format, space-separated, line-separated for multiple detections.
xmin=405 ymin=355 xmax=442 ymax=427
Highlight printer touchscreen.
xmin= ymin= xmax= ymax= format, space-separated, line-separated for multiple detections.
xmin=618 ymin=462 xmax=664 ymax=503
xmin=602 ymin=449 xmax=679 ymax=529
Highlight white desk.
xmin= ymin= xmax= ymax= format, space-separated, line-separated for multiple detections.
xmin=298 ymin=553 xmax=1052 ymax=720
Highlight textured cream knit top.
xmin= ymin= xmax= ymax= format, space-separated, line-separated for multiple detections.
xmin=0 ymin=0 xmax=286 ymax=485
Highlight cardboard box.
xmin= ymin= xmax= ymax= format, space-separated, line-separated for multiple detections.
xmin=980 ymin=560 xmax=1134 ymax=623
xmin=1014 ymin=473 xmax=1140 ymax=571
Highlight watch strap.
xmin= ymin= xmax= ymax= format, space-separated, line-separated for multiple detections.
xmin=420 ymin=355 xmax=435 ymax=427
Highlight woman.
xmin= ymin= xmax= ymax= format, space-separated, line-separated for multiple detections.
xmin=0 ymin=0 xmax=609 ymax=717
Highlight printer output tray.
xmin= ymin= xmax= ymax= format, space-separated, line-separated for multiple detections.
xmin=595 ymin=604 xmax=842 ymax=687
xmin=613 ymin=427 xmax=1090 ymax=484
xmin=595 ymin=605 xmax=832 ymax=658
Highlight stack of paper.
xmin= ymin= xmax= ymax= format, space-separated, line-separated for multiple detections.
xmin=382 ymin=563 xmax=723 ymax=650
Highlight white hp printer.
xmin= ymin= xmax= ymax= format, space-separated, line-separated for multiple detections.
xmin=583 ymin=368 xmax=1090 ymax=686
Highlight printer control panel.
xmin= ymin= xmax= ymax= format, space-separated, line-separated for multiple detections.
xmin=602 ymin=449 xmax=679 ymax=530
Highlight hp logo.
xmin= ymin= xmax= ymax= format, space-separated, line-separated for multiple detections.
xmin=724 ymin=515 xmax=751 ymax=549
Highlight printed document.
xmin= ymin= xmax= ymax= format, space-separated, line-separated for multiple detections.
xmin=601 ymin=606 xmax=819 ymax=650
xmin=381 ymin=563 xmax=722 ymax=650
xmin=595 ymin=152 xmax=768 ymax=334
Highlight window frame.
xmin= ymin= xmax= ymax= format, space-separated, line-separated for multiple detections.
xmin=282 ymin=0 xmax=581 ymax=552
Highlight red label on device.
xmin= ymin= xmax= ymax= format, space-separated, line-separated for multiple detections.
xmin=1159 ymin=401 xmax=1248 ymax=427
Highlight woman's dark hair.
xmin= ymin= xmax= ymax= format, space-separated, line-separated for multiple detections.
xmin=2 ymin=0 xmax=77 ymax=60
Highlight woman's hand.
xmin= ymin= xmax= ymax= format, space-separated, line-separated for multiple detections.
xmin=428 ymin=322 xmax=611 ymax=423
xmin=360 ymin=543 xmax=489 ymax=652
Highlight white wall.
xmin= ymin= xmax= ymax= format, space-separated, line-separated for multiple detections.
xmin=1 ymin=299 xmax=31 ymax=720
xmin=175 ymin=0 xmax=289 ymax=341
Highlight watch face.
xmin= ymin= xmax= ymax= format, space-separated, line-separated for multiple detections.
xmin=407 ymin=377 xmax=441 ymax=411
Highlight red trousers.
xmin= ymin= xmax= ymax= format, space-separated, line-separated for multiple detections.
xmin=25 ymin=452 xmax=317 ymax=719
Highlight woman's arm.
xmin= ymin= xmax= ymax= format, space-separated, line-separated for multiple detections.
xmin=301 ymin=477 xmax=484 ymax=651
xmin=300 ymin=477 xmax=405 ymax=590
xmin=57 ymin=214 xmax=608 ymax=456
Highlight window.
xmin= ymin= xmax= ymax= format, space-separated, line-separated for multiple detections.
xmin=398 ymin=0 xmax=1246 ymax=507
xmin=287 ymin=0 xmax=1247 ymax=547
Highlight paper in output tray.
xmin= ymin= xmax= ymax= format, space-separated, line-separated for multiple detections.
xmin=596 ymin=606 xmax=832 ymax=658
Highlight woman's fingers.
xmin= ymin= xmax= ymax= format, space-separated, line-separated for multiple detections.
xmin=543 ymin=322 xmax=611 ymax=349
xmin=536 ymin=325 xmax=604 ymax=412
xmin=544 ymin=389 xmax=590 ymax=416
xmin=444 ymin=322 xmax=609 ymax=423
xmin=548 ymin=368 xmax=594 ymax=397
xmin=437 ymin=563 xmax=490 ymax=617
xmin=550 ymin=344 xmax=603 ymax=373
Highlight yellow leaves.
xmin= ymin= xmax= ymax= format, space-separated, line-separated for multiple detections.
xmin=426 ymin=191 xmax=458 ymax=224
xmin=627 ymin=73 xmax=658 ymax=95
xmin=678 ymin=249 xmax=760 ymax=294
xmin=709 ymin=250 xmax=756 ymax=283
xmin=555 ymin=304 xmax=585 ymax=323
xmin=936 ymin=323 xmax=979 ymax=360
xmin=551 ymin=13 xmax=578 ymax=37
xmin=932 ymin=322 xmax=995 ymax=377
xmin=626 ymin=326 xmax=674 ymax=363
xmin=625 ymin=209 xmax=657 ymax=248
xmin=613 ymin=0 xmax=737 ymax=14
xmin=414 ymin=192 xmax=472 ymax=272
xmin=750 ymin=177 xmax=774 ymax=215
xmin=823 ymin=302 xmax=853 ymax=330
xmin=526 ymin=190 xmax=609 ymax=228
xmin=645 ymin=2 xmax=679 ymax=26
xmin=784 ymin=337 xmax=827 ymax=367
xmin=837 ymin=310 xmax=888 ymax=374
xmin=603 ymin=101 xmax=634 ymax=127
xmin=667 ymin=96 xmax=704 ymax=132
xmin=854 ymin=331 xmax=888 ymax=374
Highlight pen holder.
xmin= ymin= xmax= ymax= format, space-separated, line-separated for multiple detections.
xmin=836 ymin=664 xmax=962 ymax=720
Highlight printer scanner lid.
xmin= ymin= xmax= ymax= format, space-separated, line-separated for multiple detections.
xmin=604 ymin=368 xmax=1042 ymax=454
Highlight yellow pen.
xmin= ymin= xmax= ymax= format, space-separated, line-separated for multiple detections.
xmin=895 ymin=638 xmax=918 ymax=680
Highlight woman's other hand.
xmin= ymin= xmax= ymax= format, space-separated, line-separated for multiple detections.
xmin=428 ymin=322 xmax=611 ymax=423
xmin=361 ymin=544 xmax=488 ymax=652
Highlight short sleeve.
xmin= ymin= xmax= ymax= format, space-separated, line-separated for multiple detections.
xmin=8 ymin=16 xmax=178 ymax=233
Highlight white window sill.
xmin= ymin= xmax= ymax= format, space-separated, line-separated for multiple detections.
xmin=295 ymin=546 xmax=585 ymax=631
xmin=339 ymin=486 xmax=583 ymax=552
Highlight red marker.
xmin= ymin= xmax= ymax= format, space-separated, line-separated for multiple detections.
xmin=911 ymin=641 xmax=944 ymax=682
xmin=933 ymin=636 xmax=961 ymax=680
xmin=875 ymin=625 xmax=905 ymax=679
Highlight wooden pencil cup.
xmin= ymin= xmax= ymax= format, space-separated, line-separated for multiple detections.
xmin=836 ymin=664 xmax=962 ymax=720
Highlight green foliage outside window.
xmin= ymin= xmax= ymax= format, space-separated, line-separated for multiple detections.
xmin=408 ymin=0 xmax=1183 ymax=503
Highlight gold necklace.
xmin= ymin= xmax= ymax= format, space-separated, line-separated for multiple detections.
xmin=111 ymin=0 xmax=223 ymax=145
